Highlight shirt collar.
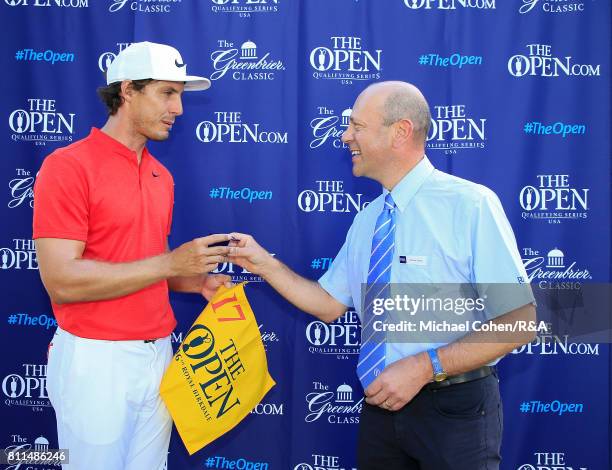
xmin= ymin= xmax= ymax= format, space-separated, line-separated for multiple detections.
xmin=89 ymin=127 xmax=150 ymax=163
xmin=383 ymin=155 xmax=435 ymax=213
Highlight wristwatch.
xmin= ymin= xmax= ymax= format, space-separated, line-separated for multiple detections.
xmin=427 ymin=348 xmax=448 ymax=382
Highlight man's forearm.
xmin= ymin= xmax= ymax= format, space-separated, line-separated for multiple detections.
xmin=259 ymin=257 xmax=348 ymax=323
xmin=386 ymin=303 xmax=537 ymax=399
xmin=37 ymin=234 xmax=230 ymax=305
xmin=437 ymin=303 xmax=537 ymax=376
xmin=46 ymin=254 xmax=175 ymax=304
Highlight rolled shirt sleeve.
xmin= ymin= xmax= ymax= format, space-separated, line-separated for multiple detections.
xmin=470 ymin=189 xmax=535 ymax=319
xmin=318 ymin=234 xmax=355 ymax=310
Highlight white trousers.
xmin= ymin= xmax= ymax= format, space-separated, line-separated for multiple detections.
xmin=46 ymin=327 xmax=173 ymax=470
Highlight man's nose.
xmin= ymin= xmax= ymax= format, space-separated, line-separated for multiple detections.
xmin=341 ymin=127 xmax=352 ymax=144
xmin=170 ymin=96 xmax=183 ymax=116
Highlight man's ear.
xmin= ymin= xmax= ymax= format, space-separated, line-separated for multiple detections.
xmin=393 ymin=118 xmax=414 ymax=147
xmin=120 ymin=80 xmax=134 ymax=103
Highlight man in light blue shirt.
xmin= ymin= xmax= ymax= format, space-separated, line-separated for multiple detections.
xmin=229 ymin=81 xmax=536 ymax=470
xmin=319 ymin=152 xmax=535 ymax=370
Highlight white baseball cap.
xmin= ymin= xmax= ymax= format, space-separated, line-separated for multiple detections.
xmin=106 ymin=41 xmax=211 ymax=91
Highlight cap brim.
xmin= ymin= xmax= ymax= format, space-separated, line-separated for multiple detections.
xmin=106 ymin=75 xmax=212 ymax=90
xmin=183 ymin=76 xmax=211 ymax=91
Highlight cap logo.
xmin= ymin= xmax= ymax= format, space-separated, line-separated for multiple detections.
xmin=175 ymin=59 xmax=186 ymax=68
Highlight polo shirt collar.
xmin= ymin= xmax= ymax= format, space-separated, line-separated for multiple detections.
xmin=384 ymin=155 xmax=435 ymax=213
xmin=90 ymin=127 xmax=150 ymax=163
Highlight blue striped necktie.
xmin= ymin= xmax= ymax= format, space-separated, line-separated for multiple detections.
xmin=357 ymin=193 xmax=396 ymax=389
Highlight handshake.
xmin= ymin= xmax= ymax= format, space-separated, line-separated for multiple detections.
xmin=167 ymin=230 xmax=345 ymax=323
xmin=167 ymin=232 xmax=274 ymax=285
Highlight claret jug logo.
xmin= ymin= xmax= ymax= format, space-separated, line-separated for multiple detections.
xmin=196 ymin=112 xmax=288 ymax=144
xmin=9 ymin=98 xmax=75 ymax=146
xmin=402 ymin=0 xmax=495 ymax=10
xmin=175 ymin=322 xmax=245 ymax=420
xmin=3 ymin=364 xmax=50 ymax=412
xmin=5 ymin=0 xmax=88 ymax=8
xmin=98 ymin=43 xmax=132 ymax=73
xmin=509 ymin=44 xmax=600 ymax=77
xmin=0 ymin=239 xmax=38 ymax=270
xmin=519 ymin=174 xmax=589 ymax=224
xmin=306 ymin=310 xmax=360 ymax=359
xmin=298 ymin=180 xmax=370 ymax=214
xmin=427 ymin=104 xmax=486 ymax=154
xmin=310 ymin=36 xmax=382 ymax=84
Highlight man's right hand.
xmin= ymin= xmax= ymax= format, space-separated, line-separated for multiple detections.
xmin=168 ymin=234 xmax=231 ymax=277
xmin=227 ymin=232 xmax=275 ymax=275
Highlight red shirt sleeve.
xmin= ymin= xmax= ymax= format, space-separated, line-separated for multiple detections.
xmin=166 ymin=172 xmax=174 ymax=236
xmin=33 ymin=151 xmax=89 ymax=241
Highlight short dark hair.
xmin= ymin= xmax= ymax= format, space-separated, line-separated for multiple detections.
xmin=96 ymin=79 xmax=155 ymax=116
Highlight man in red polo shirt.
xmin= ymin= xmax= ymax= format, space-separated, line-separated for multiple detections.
xmin=33 ymin=42 xmax=229 ymax=470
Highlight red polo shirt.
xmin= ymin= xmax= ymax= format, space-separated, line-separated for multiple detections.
xmin=33 ymin=128 xmax=176 ymax=340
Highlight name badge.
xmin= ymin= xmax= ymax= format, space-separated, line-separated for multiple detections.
xmin=399 ymin=255 xmax=427 ymax=266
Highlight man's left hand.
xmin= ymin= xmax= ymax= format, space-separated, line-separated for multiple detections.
xmin=364 ymin=354 xmax=430 ymax=411
xmin=201 ymin=274 xmax=233 ymax=301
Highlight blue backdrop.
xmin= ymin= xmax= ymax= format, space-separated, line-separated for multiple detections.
xmin=1 ymin=1 xmax=610 ymax=469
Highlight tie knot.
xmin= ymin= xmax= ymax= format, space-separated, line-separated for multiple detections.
xmin=384 ymin=193 xmax=396 ymax=211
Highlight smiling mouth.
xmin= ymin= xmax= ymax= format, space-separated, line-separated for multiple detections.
xmin=351 ymin=149 xmax=361 ymax=157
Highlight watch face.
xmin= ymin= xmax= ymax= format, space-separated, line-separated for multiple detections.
xmin=434 ymin=372 xmax=448 ymax=382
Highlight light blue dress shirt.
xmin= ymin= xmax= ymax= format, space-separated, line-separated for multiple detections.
xmin=319 ymin=156 xmax=534 ymax=367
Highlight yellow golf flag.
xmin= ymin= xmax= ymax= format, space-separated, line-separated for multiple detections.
xmin=160 ymin=283 xmax=275 ymax=455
